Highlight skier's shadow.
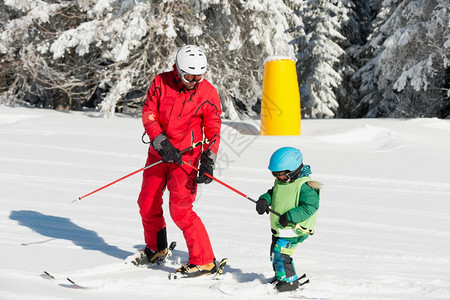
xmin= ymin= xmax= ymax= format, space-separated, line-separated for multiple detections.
xmin=10 ymin=210 xmax=132 ymax=259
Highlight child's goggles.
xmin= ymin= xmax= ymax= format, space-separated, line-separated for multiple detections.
xmin=272 ymin=171 xmax=288 ymax=178
xmin=272 ymin=171 xmax=291 ymax=182
xmin=272 ymin=163 xmax=303 ymax=183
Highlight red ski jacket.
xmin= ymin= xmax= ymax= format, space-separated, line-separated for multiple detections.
xmin=142 ymin=65 xmax=222 ymax=157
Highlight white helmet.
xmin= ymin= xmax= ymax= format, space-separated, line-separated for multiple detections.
xmin=175 ymin=45 xmax=207 ymax=76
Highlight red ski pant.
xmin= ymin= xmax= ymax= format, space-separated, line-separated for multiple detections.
xmin=137 ymin=150 xmax=215 ymax=265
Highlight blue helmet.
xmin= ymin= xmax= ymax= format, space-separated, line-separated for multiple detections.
xmin=268 ymin=147 xmax=303 ymax=172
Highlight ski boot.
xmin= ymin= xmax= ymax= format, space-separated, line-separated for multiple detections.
xmin=275 ymin=279 xmax=299 ymax=292
xmin=175 ymin=259 xmax=218 ymax=278
xmin=132 ymin=241 xmax=176 ymax=266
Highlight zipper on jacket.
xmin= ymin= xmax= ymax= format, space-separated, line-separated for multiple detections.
xmin=178 ymin=99 xmax=186 ymax=119
xmin=177 ymin=89 xmax=196 ymax=119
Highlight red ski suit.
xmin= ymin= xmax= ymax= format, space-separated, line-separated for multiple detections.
xmin=138 ymin=65 xmax=222 ymax=265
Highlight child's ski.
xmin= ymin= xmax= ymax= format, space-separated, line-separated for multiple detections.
xmin=268 ymin=273 xmax=308 ymax=286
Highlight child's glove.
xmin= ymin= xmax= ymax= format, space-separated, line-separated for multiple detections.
xmin=279 ymin=213 xmax=289 ymax=227
xmin=256 ymin=198 xmax=270 ymax=215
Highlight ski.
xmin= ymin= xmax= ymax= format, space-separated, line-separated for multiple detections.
xmin=42 ymin=241 xmax=179 ymax=289
xmin=269 ymin=273 xmax=308 ymax=285
xmin=211 ymin=258 xmax=228 ymax=280
xmin=42 ymin=271 xmax=91 ymax=289
xmin=297 ymin=273 xmax=310 ymax=287
xmin=43 ymin=271 xmax=55 ymax=279
xmin=65 ymin=277 xmax=89 ymax=289
xmin=299 ymin=278 xmax=310 ymax=287
xmin=168 ymin=258 xmax=228 ymax=280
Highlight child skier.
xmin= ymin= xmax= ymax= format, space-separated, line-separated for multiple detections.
xmin=256 ymin=147 xmax=320 ymax=292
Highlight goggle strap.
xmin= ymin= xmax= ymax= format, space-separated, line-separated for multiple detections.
xmin=286 ymin=163 xmax=304 ymax=180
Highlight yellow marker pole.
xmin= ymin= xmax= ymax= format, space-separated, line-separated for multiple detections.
xmin=260 ymin=56 xmax=301 ymax=135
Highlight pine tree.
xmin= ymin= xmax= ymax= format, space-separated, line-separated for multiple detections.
xmin=352 ymin=0 xmax=450 ymax=117
xmin=1 ymin=0 xmax=448 ymax=118
xmin=293 ymin=0 xmax=356 ymax=118
xmin=0 ymin=0 xmax=297 ymax=118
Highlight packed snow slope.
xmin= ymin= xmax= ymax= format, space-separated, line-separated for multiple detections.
xmin=1 ymin=105 xmax=449 ymax=300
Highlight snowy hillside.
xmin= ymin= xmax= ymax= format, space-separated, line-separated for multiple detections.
xmin=1 ymin=105 xmax=450 ymax=300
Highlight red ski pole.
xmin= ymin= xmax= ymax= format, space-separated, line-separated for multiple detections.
xmin=73 ymin=138 xmax=209 ymax=203
xmin=182 ymin=161 xmax=259 ymax=204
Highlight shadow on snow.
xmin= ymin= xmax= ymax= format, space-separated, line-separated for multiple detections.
xmin=10 ymin=210 xmax=132 ymax=259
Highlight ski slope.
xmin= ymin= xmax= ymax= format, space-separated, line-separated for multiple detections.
xmin=1 ymin=105 xmax=449 ymax=300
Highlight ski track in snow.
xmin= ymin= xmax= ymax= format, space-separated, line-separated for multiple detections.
xmin=1 ymin=107 xmax=450 ymax=300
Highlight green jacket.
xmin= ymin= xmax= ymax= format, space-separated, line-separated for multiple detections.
xmin=259 ymin=176 xmax=320 ymax=239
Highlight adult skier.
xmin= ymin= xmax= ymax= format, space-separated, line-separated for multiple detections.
xmin=135 ymin=45 xmax=222 ymax=277
xmin=256 ymin=147 xmax=320 ymax=292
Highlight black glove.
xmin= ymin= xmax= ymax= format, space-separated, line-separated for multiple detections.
xmin=279 ymin=213 xmax=289 ymax=228
xmin=152 ymin=133 xmax=182 ymax=165
xmin=256 ymin=198 xmax=270 ymax=215
xmin=196 ymin=149 xmax=216 ymax=184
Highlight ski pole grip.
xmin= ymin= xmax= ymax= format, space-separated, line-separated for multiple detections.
xmin=193 ymin=138 xmax=209 ymax=149
xmin=180 ymin=138 xmax=210 ymax=154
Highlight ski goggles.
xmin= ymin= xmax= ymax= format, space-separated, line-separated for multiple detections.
xmin=180 ymin=71 xmax=205 ymax=83
xmin=271 ymin=164 xmax=304 ymax=182
xmin=272 ymin=171 xmax=290 ymax=182
xmin=272 ymin=171 xmax=288 ymax=178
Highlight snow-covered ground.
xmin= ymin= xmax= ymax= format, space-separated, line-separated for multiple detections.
xmin=1 ymin=105 xmax=449 ymax=300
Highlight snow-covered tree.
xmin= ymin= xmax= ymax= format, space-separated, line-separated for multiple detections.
xmin=1 ymin=0 xmax=448 ymax=119
xmin=0 ymin=0 xmax=297 ymax=118
xmin=352 ymin=0 xmax=450 ymax=118
xmin=333 ymin=0 xmax=374 ymax=118
xmin=291 ymin=0 xmax=359 ymax=118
